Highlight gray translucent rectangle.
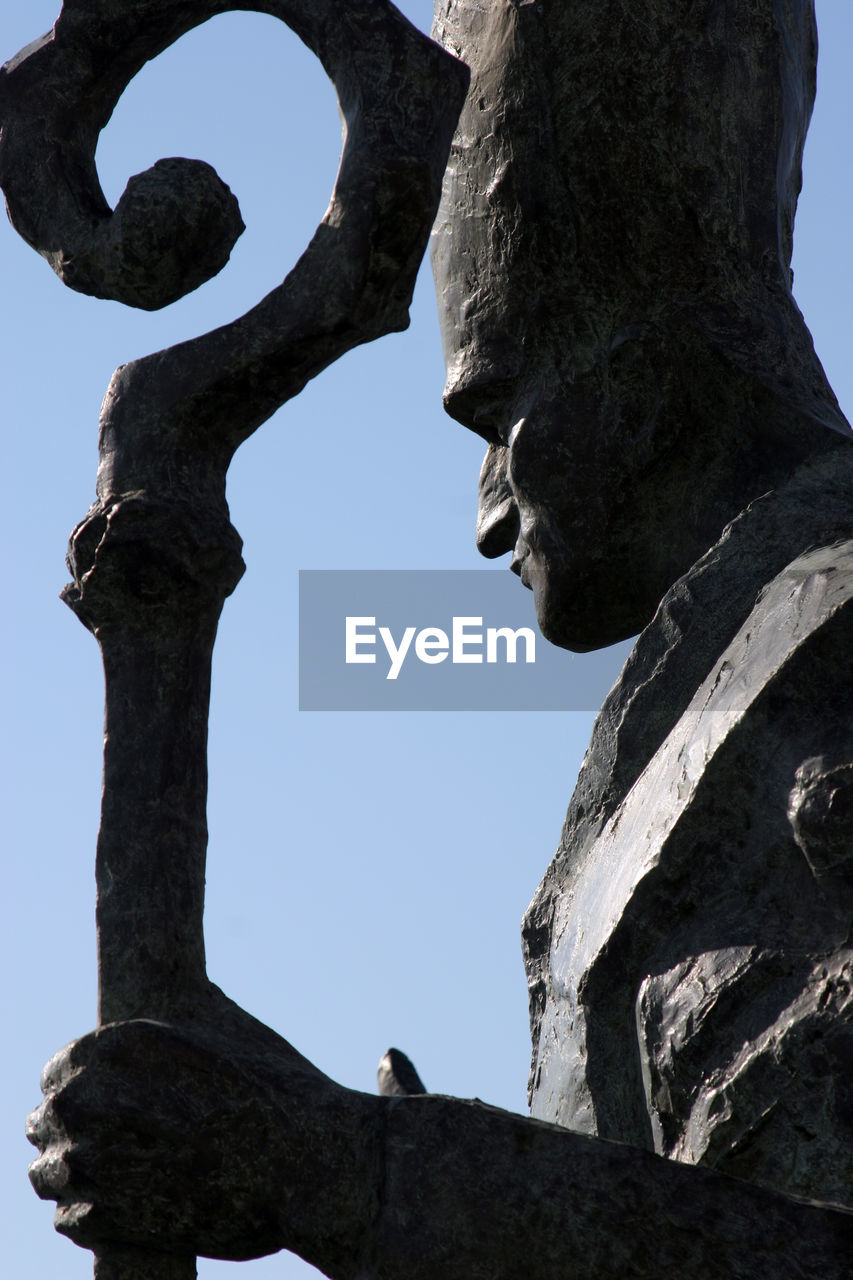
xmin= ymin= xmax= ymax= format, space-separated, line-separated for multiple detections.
xmin=299 ymin=570 xmax=633 ymax=711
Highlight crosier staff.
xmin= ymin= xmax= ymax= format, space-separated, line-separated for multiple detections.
xmin=0 ymin=3 xmax=468 ymax=1277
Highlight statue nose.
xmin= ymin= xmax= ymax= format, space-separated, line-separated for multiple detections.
xmin=476 ymin=444 xmax=520 ymax=558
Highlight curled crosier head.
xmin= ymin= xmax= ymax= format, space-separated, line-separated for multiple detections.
xmin=0 ymin=0 xmax=466 ymax=317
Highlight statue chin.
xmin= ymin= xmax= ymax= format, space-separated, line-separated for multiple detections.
xmin=519 ymin=522 xmax=692 ymax=654
xmin=522 ymin=551 xmax=648 ymax=652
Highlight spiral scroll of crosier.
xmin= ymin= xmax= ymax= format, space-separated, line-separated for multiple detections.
xmin=0 ymin=3 xmax=468 ymax=1278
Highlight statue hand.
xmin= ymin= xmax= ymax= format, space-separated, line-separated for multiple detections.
xmin=26 ymin=992 xmax=853 ymax=1280
xmin=26 ymin=993 xmax=382 ymax=1268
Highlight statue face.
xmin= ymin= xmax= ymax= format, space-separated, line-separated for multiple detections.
xmin=436 ymin=254 xmax=831 ymax=653
xmin=428 ymin=0 xmax=727 ymax=652
xmin=444 ymin=336 xmax=711 ymax=653
xmin=430 ymin=0 xmax=846 ymax=652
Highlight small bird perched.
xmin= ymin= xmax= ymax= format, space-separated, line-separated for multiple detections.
xmin=377 ymin=1047 xmax=427 ymax=1097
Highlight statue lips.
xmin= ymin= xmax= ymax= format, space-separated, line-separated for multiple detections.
xmin=510 ymin=539 xmax=531 ymax=588
xmin=512 ymin=521 xmax=552 ymax=597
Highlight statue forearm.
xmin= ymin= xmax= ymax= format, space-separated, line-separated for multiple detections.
xmin=370 ymin=1093 xmax=852 ymax=1280
xmin=29 ymin=1015 xmax=852 ymax=1280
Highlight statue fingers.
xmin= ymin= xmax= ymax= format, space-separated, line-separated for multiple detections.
xmin=26 ymin=1095 xmax=75 ymax=1202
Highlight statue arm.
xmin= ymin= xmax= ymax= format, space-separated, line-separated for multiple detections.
xmin=27 ymin=1009 xmax=853 ymax=1280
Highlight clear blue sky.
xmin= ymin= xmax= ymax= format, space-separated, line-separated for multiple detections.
xmin=2 ymin=3 xmax=851 ymax=1277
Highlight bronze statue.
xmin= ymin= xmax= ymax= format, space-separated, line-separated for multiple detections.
xmin=5 ymin=1 xmax=851 ymax=1276
xmin=432 ymin=0 xmax=853 ymax=1208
